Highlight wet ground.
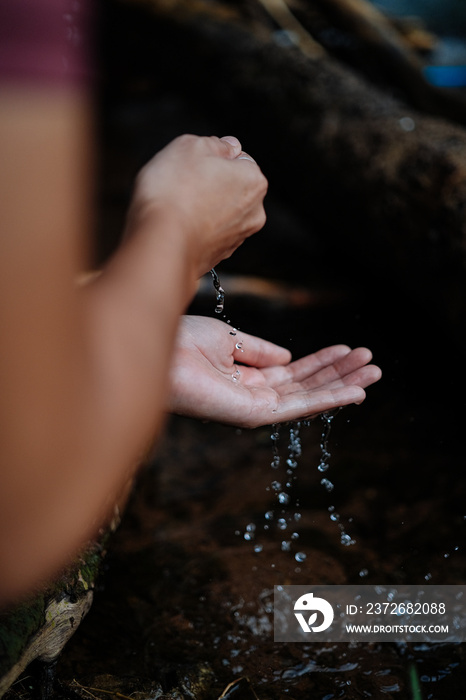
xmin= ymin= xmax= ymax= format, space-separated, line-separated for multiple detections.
xmin=48 ymin=275 xmax=466 ymax=700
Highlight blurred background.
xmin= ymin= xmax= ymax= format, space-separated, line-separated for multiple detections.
xmin=6 ymin=0 xmax=466 ymax=698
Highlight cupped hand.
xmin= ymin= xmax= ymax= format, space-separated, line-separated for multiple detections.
xmin=127 ymin=134 xmax=268 ymax=277
xmin=168 ymin=316 xmax=382 ymax=428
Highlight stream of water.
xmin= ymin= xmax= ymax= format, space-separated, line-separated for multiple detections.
xmin=211 ymin=269 xmax=358 ymax=562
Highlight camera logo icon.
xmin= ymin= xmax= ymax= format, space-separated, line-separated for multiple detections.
xmin=294 ymin=592 xmax=334 ymax=633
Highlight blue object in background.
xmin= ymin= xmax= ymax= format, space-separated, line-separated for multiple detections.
xmin=423 ymin=65 xmax=466 ymax=87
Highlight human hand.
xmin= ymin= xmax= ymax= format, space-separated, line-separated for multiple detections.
xmin=168 ymin=316 xmax=382 ymax=428
xmin=126 ymin=134 xmax=268 ymax=278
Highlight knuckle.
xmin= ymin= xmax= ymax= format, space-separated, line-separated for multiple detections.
xmin=177 ymin=133 xmax=196 ymax=144
xmin=250 ymin=169 xmax=268 ymax=194
xmin=174 ymin=133 xmax=198 ymax=152
xmin=257 ymin=209 xmax=267 ymax=230
xmin=248 ymin=207 xmax=267 ymax=235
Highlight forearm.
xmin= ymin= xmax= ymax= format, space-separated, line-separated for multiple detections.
xmin=0 ymin=92 xmax=196 ymax=602
xmin=80 ymin=210 xmax=198 ymax=462
xmin=0 ymin=230 xmax=196 ymax=604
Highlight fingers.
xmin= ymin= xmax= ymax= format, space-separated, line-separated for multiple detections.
xmin=237 ymin=343 xmax=381 ymax=394
xmin=174 ymin=134 xmax=243 ymax=161
xmin=327 ymin=363 xmax=382 ymax=391
xmin=283 ymin=346 xmax=377 ymax=388
xmin=299 ymin=348 xmax=379 ymax=391
xmin=236 ymin=150 xmax=257 ymax=164
xmin=246 ymin=385 xmax=367 ymax=428
xmin=267 ymin=349 xmax=381 ymax=424
xmin=217 ymin=137 xmax=260 ymax=168
xmin=285 ymin=345 xmax=352 ymax=383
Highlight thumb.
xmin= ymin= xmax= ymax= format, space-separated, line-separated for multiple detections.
xmin=217 ymin=135 xmax=243 ymax=159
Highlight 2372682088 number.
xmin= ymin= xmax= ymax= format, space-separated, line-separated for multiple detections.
xmin=366 ymin=602 xmax=446 ymax=615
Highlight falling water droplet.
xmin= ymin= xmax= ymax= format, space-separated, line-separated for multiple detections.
xmin=341 ymin=533 xmax=355 ymax=546
xmin=321 ymin=478 xmax=334 ymax=492
xmin=295 ymin=552 xmax=307 ymax=562
xmin=317 ymin=411 xmax=352 ymax=554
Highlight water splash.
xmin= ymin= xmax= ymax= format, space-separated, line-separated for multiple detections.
xmin=210 ymin=268 xmax=225 ymax=315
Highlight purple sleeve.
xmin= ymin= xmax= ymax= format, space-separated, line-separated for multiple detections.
xmin=0 ymin=0 xmax=93 ymax=86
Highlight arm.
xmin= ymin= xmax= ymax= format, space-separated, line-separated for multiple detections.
xmin=0 ymin=83 xmax=267 ymax=603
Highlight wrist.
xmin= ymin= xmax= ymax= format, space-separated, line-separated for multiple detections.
xmin=125 ymin=200 xmax=200 ymax=291
xmin=129 ymin=195 xmax=202 ymax=273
